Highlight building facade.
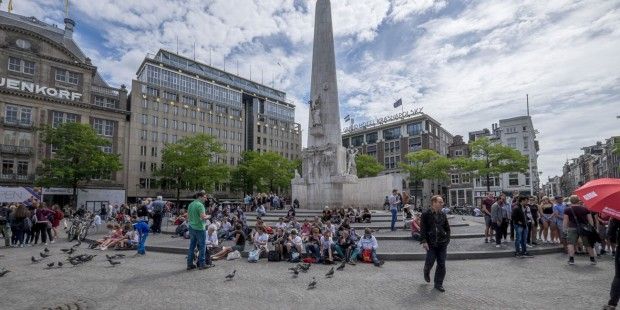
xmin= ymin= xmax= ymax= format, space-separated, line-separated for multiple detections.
xmin=341 ymin=111 xmax=453 ymax=205
xmin=447 ymin=135 xmax=473 ymax=207
xmin=554 ymin=137 xmax=619 ymax=196
xmin=127 ymin=50 xmax=301 ymax=200
xmin=0 ymin=12 xmax=128 ymax=194
xmin=496 ymin=116 xmax=540 ymax=195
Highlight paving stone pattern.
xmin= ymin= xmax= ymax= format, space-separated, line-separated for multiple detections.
xmin=0 ymin=239 xmax=613 ymax=310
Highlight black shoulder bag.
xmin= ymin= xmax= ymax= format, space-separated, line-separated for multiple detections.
xmin=569 ymin=206 xmax=598 ymax=244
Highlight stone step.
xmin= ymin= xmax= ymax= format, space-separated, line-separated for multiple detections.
xmin=90 ymin=234 xmax=563 ymax=261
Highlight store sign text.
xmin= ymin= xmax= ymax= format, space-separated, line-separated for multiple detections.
xmin=343 ymin=107 xmax=424 ymax=133
xmin=0 ymin=77 xmax=83 ymax=101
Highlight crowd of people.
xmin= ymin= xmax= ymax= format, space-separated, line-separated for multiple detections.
xmin=479 ymin=191 xmax=614 ymax=263
xmin=0 ymin=198 xmax=64 ymax=248
xmin=183 ymin=192 xmax=386 ymax=271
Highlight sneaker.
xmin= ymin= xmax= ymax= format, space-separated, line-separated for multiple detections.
xmin=347 ymin=261 xmax=356 ymax=266
xmin=601 ymin=250 xmax=607 ymax=256
xmin=591 ymin=257 xmax=597 ymax=265
xmin=186 ymin=265 xmax=197 ymax=271
xmin=424 ymin=270 xmax=431 ymax=283
xmin=495 ymin=245 xmax=501 ymax=248
xmin=568 ymin=257 xmax=575 ymax=265
xmin=514 ymin=252 xmax=522 ymax=258
xmin=51 ymin=240 xmax=55 ymax=244
xmin=522 ymin=252 xmax=534 ymax=258
xmin=490 ymin=238 xmax=495 ymax=243
xmin=602 ymin=305 xmax=616 ymax=310
xmin=484 ymin=239 xmax=489 ymax=243
xmin=434 ymin=286 xmax=446 ymax=293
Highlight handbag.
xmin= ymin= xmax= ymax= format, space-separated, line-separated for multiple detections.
xmin=569 ymin=206 xmax=598 ymax=242
xmin=248 ymin=249 xmax=260 ymax=263
xmin=226 ymin=250 xmax=241 ymax=261
xmin=267 ymin=250 xmax=281 ymax=262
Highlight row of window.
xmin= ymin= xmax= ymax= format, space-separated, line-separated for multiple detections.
xmin=256 ymin=136 xmax=297 ymax=150
xmin=140 ymin=65 xmax=243 ymax=109
xmin=345 ymin=122 xmax=425 ymax=146
xmin=506 ymin=136 xmax=530 ymax=150
xmin=257 ymin=124 xmax=297 ymax=139
xmin=450 ymin=173 xmax=471 ymax=184
xmin=8 ymin=57 xmax=80 ymax=85
xmin=139 ymin=103 xmax=243 ymax=129
xmin=1 ymin=159 xmax=29 ymax=176
xmin=140 ymin=128 xmax=243 ymax=143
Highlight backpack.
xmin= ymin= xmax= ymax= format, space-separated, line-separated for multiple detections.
xmin=226 ymin=250 xmax=241 ymax=261
xmin=362 ymin=249 xmax=373 ymax=263
xmin=248 ymin=249 xmax=260 ymax=263
xmin=267 ymin=250 xmax=281 ymax=262
xmin=289 ymin=252 xmax=300 ymax=263
xmin=24 ymin=217 xmax=32 ymax=231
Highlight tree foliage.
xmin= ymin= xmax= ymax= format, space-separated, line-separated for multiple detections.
xmin=460 ymin=137 xmax=529 ymax=191
xmin=355 ymin=154 xmax=384 ymax=178
xmin=230 ymin=151 xmax=296 ymax=194
xmin=155 ymin=134 xmax=229 ymax=204
xmin=36 ymin=122 xmax=123 ymax=208
xmin=400 ymin=149 xmax=452 ymax=207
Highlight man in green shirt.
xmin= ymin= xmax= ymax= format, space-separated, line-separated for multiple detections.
xmin=186 ymin=192 xmax=212 ymax=270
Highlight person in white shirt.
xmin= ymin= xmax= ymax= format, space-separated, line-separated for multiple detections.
xmin=206 ymin=224 xmax=220 ymax=253
xmin=320 ymin=230 xmax=335 ymax=263
xmin=286 ymin=229 xmax=303 ymax=255
xmin=275 ymin=218 xmax=288 ymax=231
xmin=253 ymin=226 xmax=269 ymax=255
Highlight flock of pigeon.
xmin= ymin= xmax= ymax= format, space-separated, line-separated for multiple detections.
xmin=27 ymin=241 xmax=125 ymax=269
xmin=286 ymin=260 xmax=347 ymax=290
xmin=0 ymin=242 xmax=349 ymax=291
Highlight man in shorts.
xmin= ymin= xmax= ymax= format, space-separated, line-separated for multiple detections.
xmin=553 ymin=196 xmax=566 ymax=245
xmin=563 ymin=195 xmax=596 ymax=265
xmin=481 ymin=193 xmax=495 ymax=243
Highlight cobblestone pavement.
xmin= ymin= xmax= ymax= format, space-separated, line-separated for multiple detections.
xmin=0 ymin=240 xmax=613 ymax=310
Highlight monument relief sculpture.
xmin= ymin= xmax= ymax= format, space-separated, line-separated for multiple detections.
xmin=310 ymin=94 xmax=322 ymax=127
xmin=346 ymin=147 xmax=359 ymax=175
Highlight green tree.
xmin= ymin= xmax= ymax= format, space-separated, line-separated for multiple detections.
xmin=36 ymin=122 xmax=123 ymax=208
xmin=248 ymin=152 xmax=296 ymax=193
xmin=155 ymin=134 xmax=228 ymax=205
xmin=461 ymin=137 xmax=529 ymax=192
xmin=400 ymin=149 xmax=452 ymax=207
xmin=355 ymin=154 xmax=384 ymax=178
xmin=230 ymin=151 xmax=261 ymax=194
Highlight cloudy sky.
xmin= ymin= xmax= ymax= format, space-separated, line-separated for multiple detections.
xmin=16 ymin=0 xmax=620 ymax=180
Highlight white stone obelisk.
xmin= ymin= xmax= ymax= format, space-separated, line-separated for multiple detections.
xmin=292 ymin=0 xmax=357 ymax=210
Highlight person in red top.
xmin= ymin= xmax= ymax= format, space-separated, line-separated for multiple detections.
xmin=411 ymin=212 xmax=421 ymax=241
xmin=50 ymin=205 xmax=64 ymax=240
xmin=481 ymin=193 xmax=495 ymax=243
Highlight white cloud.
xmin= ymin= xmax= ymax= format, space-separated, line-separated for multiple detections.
xmin=13 ymin=0 xmax=620 ymax=182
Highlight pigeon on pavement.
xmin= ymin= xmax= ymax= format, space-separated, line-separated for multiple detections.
xmin=46 ymin=262 xmax=55 ymax=268
xmin=336 ymin=261 xmax=345 ymax=271
xmin=225 ymin=270 xmax=236 ymax=280
xmin=107 ymin=259 xmax=121 ymax=267
xmin=0 ymin=269 xmax=9 ymax=277
xmin=44 ymin=247 xmax=50 ymax=253
xmin=31 ymin=256 xmax=41 ymax=264
xmin=307 ymin=277 xmax=317 ymax=290
xmin=325 ymin=267 xmax=334 ymax=278
xmin=40 ymin=252 xmax=50 ymax=258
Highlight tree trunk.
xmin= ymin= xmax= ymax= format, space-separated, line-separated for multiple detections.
xmin=176 ymin=177 xmax=181 ymax=209
xmin=486 ymin=173 xmax=491 ymax=193
xmin=72 ymin=182 xmax=78 ymax=210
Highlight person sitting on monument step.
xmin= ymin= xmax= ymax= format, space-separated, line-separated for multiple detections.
xmin=350 ymin=228 xmax=384 ymax=267
xmin=361 ymin=208 xmax=372 ymax=223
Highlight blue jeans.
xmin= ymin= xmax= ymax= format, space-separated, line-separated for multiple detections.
xmin=514 ymin=224 xmax=528 ymax=254
xmin=137 ymin=232 xmax=148 ymax=255
xmin=350 ymin=248 xmax=380 ymax=264
xmin=390 ymin=208 xmax=398 ymax=231
xmin=187 ymin=228 xmax=206 ymax=267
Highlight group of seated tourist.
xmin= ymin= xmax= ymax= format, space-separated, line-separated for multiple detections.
xmin=237 ymin=207 xmax=385 ymax=266
xmin=92 ymin=221 xmax=139 ymax=251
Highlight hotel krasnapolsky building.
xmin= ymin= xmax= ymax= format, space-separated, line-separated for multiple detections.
xmin=0 ymin=11 xmax=301 ymax=202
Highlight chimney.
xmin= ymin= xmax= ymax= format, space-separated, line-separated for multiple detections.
xmin=64 ymin=18 xmax=75 ymax=39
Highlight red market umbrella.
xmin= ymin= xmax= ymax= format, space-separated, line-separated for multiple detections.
xmin=574 ymin=178 xmax=620 ymax=219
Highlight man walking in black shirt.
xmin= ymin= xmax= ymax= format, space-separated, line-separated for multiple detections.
xmin=420 ymin=195 xmax=451 ymax=292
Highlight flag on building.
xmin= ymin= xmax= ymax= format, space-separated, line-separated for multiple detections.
xmin=344 ymin=114 xmax=351 ymax=122
xmin=393 ymin=98 xmax=403 ymax=108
